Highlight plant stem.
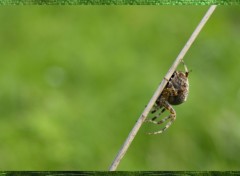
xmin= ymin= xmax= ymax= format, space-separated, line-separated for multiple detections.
xmin=109 ymin=5 xmax=217 ymax=171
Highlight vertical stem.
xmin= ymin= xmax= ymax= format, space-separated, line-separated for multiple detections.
xmin=109 ymin=5 xmax=217 ymax=171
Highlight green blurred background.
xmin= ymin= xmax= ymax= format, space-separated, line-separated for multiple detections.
xmin=0 ymin=6 xmax=240 ymax=170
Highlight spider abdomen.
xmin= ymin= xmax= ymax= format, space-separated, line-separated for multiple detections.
xmin=168 ymin=90 xmax=188 ymax=105
xmin=167 ymin=71 xmax=189 ymax=105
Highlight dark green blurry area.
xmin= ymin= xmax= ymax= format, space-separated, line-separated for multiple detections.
xmin=0 ymin=6 xmax=240 ymax=170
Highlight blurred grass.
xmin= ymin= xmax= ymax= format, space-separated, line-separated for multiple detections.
xmin=0 ymin=6 xmax=240 ymax=170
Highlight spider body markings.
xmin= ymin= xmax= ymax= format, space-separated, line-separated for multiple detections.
xmin=145 ymin=62 xmax=190 ymax=135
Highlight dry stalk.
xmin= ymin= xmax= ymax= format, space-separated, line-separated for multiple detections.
xmin=109 ymin=5 xmax=217 ymax=171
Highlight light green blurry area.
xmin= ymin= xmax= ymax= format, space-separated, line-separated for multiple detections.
xmin=0 ymin=6 xmax=240 ymax=170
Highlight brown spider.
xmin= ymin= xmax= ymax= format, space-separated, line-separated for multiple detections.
xmin=145 ymin=61 xmax=190 ymax=135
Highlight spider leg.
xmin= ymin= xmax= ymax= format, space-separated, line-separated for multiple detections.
xmin=147 ymin=116 xmax=176 ymax=135
xmin=145 ymin=108 xmax=166 ymax=123
xmin=151 ymin=108 xmax=166 ymax=121
xmin=145 ymin=113 xmax=169 ymax=125
xmin=181 ymin=60 xmax=190 ymax=77
xmin=150 ymin=104 xmax=159 ymax=114
xmin=147 ymin=101 xmax=176 ymax=135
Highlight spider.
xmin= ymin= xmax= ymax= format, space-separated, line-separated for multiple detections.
xmin=145 ymin=61 xmax=190 ymax=135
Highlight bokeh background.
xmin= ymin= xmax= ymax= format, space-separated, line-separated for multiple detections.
xmin=0 ymin=6 xmax=240 ymax=170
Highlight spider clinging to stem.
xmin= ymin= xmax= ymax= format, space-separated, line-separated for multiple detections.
xmin=145 ymin=61 xmax=190 ymax=135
